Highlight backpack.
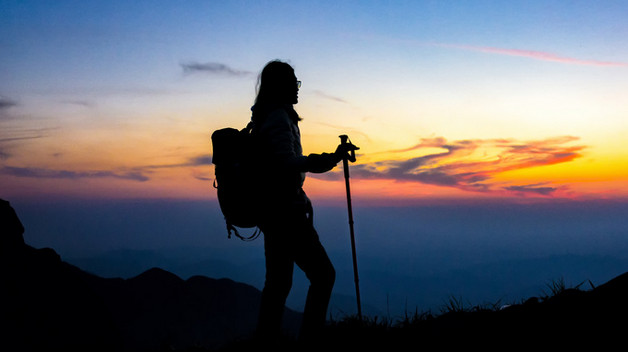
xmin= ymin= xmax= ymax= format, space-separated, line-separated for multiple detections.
xmin=211 ymin=121 xmax=262 ymax=241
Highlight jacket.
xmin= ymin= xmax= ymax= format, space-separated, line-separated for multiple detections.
xmin=251 ymin=105 xmax=338 ymax=213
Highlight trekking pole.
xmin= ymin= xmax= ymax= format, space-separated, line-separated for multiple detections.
xmin=339 ymin=135 xmax=362 ymax=321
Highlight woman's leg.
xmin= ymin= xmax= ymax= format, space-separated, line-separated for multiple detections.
xmin=256 ymin=228 xmax=294 ymax=339
xmin=294 ymin=225 xmax=335 ymax=340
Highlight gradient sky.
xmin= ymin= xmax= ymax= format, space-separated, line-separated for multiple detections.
xmin=2 ymin=0 xmax=628 ymax=204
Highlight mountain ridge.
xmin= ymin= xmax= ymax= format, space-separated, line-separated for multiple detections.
xmin=3 ymin=198 xmax=628 ymax=350
xmin=1 ymin=199 xmax=301 ymax=352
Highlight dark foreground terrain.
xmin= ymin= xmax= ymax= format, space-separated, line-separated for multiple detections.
xmin=221 ymin=272 xmax=628 ymax=351
xmin=2 ymin=199 xmax=627 ymax=351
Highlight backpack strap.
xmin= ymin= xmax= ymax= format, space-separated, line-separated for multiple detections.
xmin=226 ymin=221 xmax=262 ymax=241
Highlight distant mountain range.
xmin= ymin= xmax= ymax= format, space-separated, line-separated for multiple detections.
xmin=66 ymin=244 xmax=628 ymax=318
xmin=3 ymin=198 xmax=628 ymax=350
xmin=1 ymin=199 xmax=301 ymax=351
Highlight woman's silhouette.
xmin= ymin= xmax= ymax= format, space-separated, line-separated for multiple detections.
xmin=251 ymin=60 xmax=355 ymax=341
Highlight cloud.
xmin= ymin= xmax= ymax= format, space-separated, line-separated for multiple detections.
xmin=434 ymin=43 xmax=628 ymax=67
xmin=0 ymin=127 xmax=55 ymax=160
xmin=1 ymin=153 xmax=214 ymax=184
xmin=61 ymin=100 xmax=96 ymax=108
xmin=314 ymin=135 xmax=584 ymax=197
xmin=1 ymin=166 xmax=150 ymax=182
xmin=358 ymin=34 xmax=628 ymax=68
xmin=312 ymin=90 xmax=349 ymax=104
xmin=142 ymin=154 xmax=212 ymax=169
xmin=0 ymin=96 xmax=18 ymax=120
xmin=0 ymin=134 xmax=47 ymax=143
xmin=180 ymin=62 xmax=252 ymax=76
xmin=0 ymin=152 xmax=213 ymax=184
xmin=194 ymin=174 xmax=212 ymax=181
xmin=188 ymin=155 xmax=212 ymax=166
xmin=0 ymin=97 xmax=17 ymax=110
xmin=504 ymin=184 xmax=561 ymax=196
xmin=0 ymin=127 xmax=54 ymax=144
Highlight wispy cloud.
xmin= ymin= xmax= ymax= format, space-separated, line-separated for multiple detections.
xmin=142 ymin=154 xmax=212 ymax=169
xmin=0 ymin=96 xmax=18 ymax=120
xmin=193 ymin=174 xmax=212 ymax=182
xmin=188 ymin=155 xmax=212 ymax=166
xmin=61 ymin=100 xmax=96 ymax=108
xmin=312 ymin=90 xmax=349 ymax=104
xmin=0 ymin=127 xmax=55 ymax=143
xmin=434 ymin=43 xmax=628 ymax=67
xmin=358 ymin=34 xmax=628 ymax=67
xmin=0 ymin=96 xmax=17 ymax=110
xmin=141 ymin=154 xmax=213 ymax=182
xmin=1 ymin=153 xmax=213 ymax=184
xmin=0 ymin=135 xmax=46 ymax=143
xmin=1 ymin=166 xmax=150 ymax=182
xmin=315 ymin=135 xmax=584 ymax=197
xmin=504 ymin=183 xmax=563 ymax=196
xmin=180 ymin=62 xmax=252 ymax=76
xmin=0 ymin=127 xmax=55 ymax=160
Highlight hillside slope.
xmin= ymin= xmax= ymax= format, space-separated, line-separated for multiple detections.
xmin=1 ymin=199 xmax=301 ymax=351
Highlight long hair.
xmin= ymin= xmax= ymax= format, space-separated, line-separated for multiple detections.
xmin=252 ymin=60 xmax=301 ymax=122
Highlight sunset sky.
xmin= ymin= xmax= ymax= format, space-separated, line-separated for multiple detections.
xmin=2 ymin=0 xmax=628 ymax=204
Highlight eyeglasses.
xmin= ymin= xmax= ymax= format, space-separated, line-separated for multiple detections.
xmin=296 ymin=80 xmax=301 ymax=89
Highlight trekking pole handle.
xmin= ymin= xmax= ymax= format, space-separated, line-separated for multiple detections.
xmin=339 ymin=135 xmax=356 ymax=163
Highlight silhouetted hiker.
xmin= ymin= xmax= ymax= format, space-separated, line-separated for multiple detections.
xmin=250 ymin=60 xmax=357 ymax=342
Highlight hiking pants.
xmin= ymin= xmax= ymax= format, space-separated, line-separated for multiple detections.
xmin=257 ymin=203 xmax=335 ymax=340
